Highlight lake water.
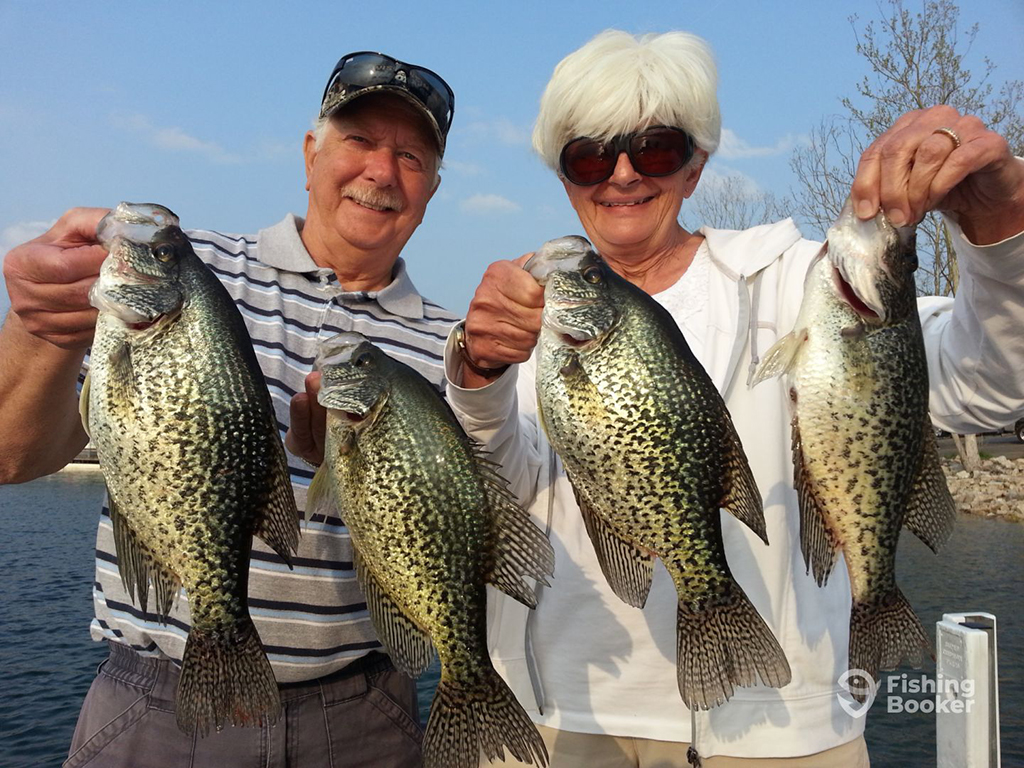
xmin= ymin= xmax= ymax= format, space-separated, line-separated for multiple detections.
xmin=1 ymin=471 xmax=1020 ymax=767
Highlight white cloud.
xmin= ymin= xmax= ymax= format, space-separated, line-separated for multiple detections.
xmin=112 ymin=112 xmax=243 ymax=164
xmin=717 ymin=128 xmax=806 ymax=159
xmin=461 ymin=118 xmax=531 ymax=146
xmin=1 ymin=219 xmax=56 ymax=252
xmin=697 ymin=164 xmax=763 ymax=195
xmin=443 ymin=159 xmax=485 ymax=176
xmin=460 ymin=193 xmax=521 ymax=214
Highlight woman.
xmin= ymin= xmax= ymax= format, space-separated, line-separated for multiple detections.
xmin=442 ymin=30 xmax=1024 ymax=767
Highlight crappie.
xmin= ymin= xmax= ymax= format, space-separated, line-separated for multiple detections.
xmin=527 ymin=236 xmax=791 ymax=711
xmin=753 ymin=198 xmax=956 ymax=692
xmin=80 ymin=202 xmax=299 ymax=734
xmin=307 ymin=333 xmax=554 ymax=768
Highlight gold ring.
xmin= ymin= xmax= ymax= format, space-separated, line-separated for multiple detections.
xmin=933 ymin=127 xmax=962 ymax=149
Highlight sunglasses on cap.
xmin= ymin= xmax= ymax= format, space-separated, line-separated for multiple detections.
xmin=559 ymin=126 xmax=696 ymax=186
xmin=320 ymin=52 xmax=455 ymax=153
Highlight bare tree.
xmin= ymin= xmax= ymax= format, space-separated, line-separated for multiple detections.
xmin=681 ymin=171 xmax=789 ymax=231
xmin=790 ymin=0 xmax=1024 ymax=295
xmin=787 ymin=0 xmax=1024 ymax=470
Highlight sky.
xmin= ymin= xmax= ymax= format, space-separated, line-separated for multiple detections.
xmin=2 ymin=0 xmax=1023 ymax=317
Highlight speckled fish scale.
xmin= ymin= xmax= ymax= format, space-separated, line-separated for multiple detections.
xmin=82 ymin=202 xmax=299 ymax=735
xmin=754 ymin=199 xmax=956 ymax=695
xmin=308 ymin=333 xmax=554 ymax=768
xmin=529 ymin=236 xmax=791 ymax=711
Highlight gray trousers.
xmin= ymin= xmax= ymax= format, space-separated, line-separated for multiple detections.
xmin=64 ymin=642 xmax=423 ymax=768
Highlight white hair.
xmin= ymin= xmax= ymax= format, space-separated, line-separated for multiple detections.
xmin=532 ymin=30 xmax=722 ymax=172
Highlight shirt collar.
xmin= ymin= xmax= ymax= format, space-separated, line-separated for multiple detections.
xmin=256 ymin=213 xmax=425 ymax=319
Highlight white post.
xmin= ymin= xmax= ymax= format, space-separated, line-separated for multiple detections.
xmin=936 ymin=612 xmax=1000 ymax=768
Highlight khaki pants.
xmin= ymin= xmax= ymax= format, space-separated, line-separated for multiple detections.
xmin=488 ymin=725 xmax=870 ymax=768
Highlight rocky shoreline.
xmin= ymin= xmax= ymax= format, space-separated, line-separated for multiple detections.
xmin=942 ymin=455 xmax=1024 ymax=522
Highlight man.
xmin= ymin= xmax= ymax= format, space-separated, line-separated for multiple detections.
xmin=0 ymin=52 xmax=459 ymax=766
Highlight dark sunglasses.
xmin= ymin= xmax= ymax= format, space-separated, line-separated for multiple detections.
xmin=320 ymin=51 xmax=455 ymax=141
xmin=559 ymin=126 xmax=695 ymax=186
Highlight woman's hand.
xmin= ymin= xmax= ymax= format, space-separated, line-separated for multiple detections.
xmin=460 ymin=253 xmax=545 ymax=388
xmin=850 ymin=105 xmax=1024 ymax=244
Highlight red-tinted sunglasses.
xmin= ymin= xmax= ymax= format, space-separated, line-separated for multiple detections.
xmin=559 ymin=126 xmax=695 ymax=186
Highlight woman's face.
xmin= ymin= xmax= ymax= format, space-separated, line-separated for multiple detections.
xmin=561 ymin=144 xmax=706 ymax=257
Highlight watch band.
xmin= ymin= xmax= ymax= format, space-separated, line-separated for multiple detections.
xmin=454 ymin=322 xmax=510 ymax=380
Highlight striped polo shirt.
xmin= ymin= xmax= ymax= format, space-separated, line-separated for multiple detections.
xmin=82 ymin=213 xmax=460 ymax=682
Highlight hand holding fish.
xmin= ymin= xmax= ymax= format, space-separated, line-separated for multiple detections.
xmin=851 ymin=105 xmax=1024 ymax=243
xmin=285 ymin=371 xmax=327 ymax=466
xmin=3 ymin=207 xmax=110 ymax=348
xmin=461 ymin=253 xmax=544 ymax=387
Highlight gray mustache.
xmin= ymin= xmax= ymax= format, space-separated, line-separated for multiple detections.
xmin=342 ymin=185 xmax=406 ymax=213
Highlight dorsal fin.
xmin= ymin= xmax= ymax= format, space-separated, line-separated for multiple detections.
xmin=471 ymin=440 xmax=555 ymax=607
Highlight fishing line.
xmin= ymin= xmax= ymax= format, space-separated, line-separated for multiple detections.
xmin=686 ymin=707 xmax=703 ymax=767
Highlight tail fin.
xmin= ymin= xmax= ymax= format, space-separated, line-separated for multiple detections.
xmin=423 ymin=670 xmax=548 ymax=768
xmin=676 ymin=582 xmax=792 ymax=710
xmin=176 ymin=619 xmax=281 ymax=735
xmin=849 ymin=589 xmax=929 ymax=700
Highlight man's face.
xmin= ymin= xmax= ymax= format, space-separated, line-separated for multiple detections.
xmin=303 ymin=94 xmax=440 ymax=259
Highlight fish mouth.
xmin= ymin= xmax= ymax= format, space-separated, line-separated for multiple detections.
xmin=543 ymin=312 xmax=602 ymax=349
xmin=127 ymin=317 xmax=163 ymax=332
xmin=547 ymin=296 xmax=598 ymax=310
xmin=318 ymin=380 xmax=383 ymax=426
xmin=831 ymin=265 xmax=879 ymax=320
xmin=337 ymin=410 xmax=369 ymax=423
xmin=559 ymin=333 xmax=592 ymax=348
xmin=112 ymin=260 xmax=161 ymax=285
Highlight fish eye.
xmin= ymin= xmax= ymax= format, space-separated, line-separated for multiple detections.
xmin=582 ymin=265 xmax=603 ymax=284
xmin=153 ymin=243 xmax=175 ymax=263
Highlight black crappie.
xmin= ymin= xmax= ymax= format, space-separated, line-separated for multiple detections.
xmin=308 ymin=333 xmax=554 ymax=768
xmin=753 ymin=198 xmax=956 ymax=693
xmin=80 ymin=202 xmax=299 ymax=734
xmin=527 ymin=236 xmax=791 ymax=711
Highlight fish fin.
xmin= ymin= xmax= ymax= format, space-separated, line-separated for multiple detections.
xmin=79 ymin=370 xmax=92 ymax=437
xmin=573 ymin=483 xmax=653 ymax=609
xmin=751 ymin=329 xmax=807 ymax=386
xmin=719 ymin=422 xmax=768 ymax=544
xmin=252 ymin=446 xmax=300 ymax=567
xmin=473 ymin=445 xmax=555 ymax=607
xmin=792 ymin=418 xmax=839 ymax=586
xmin=676 ymin=581 xmax=792 ymax=710
xmin=354 ymin=549 xmax=435 ymax=677
xmin=305 ymin=462 xmax=334 ymax=519
xmin=902 ymin=426 xmax=956 ymax=553
xmin=535 ymin=398 xmax=551 ymax=442
xmin=107 ymin=342 xmax=137 ymax=405
xmin=176 ymin=619 xmax=281 ymax=735
xmin=108 ymin=491 xmax=180 ymax=620
xmin=424 ymin=670 xmax=548 ymax=768
xmin=848 ymin=591 xmax=930 ymax=699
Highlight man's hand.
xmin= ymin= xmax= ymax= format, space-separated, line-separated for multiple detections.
xmin=460 ymin=253 xmax=545 ymax=388
xmin=286 ymin=372 xmax=327 ymax=466
xmin=850 ymin=105 xmax=1024 ymax=244
xmin=3 ymin=208 xmax=110 ymax=349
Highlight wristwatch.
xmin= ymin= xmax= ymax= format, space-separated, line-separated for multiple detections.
xmin=454 ymin=322 xmax=510 ymax=380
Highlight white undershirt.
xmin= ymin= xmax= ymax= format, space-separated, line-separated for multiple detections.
xmin=530 ymin=243 xmax=714 ymax=738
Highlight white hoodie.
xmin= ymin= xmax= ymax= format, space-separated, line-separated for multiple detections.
xmin=443 ymin=217 xmax=1024 ymax=758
